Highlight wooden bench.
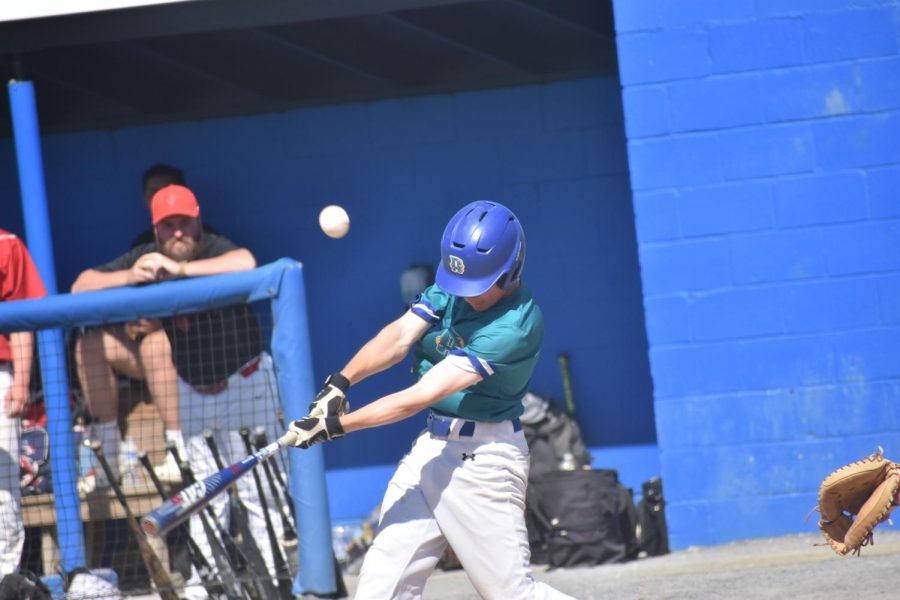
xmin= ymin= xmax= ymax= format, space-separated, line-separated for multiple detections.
xmin=22 ymin=484 xmax=163 ymax=527
xmin=21 ymin=399 xmax=172 ymax=577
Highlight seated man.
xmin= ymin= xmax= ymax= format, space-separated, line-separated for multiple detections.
xmin=72 ymin=185 xmax=286 ymax=593
xmin=100 ymin=165 xmax=221 ymax=482
xmin=132 ymin=164 xmax=218 ymax=249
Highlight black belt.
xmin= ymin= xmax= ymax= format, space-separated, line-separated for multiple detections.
xmin=426 ymin=412 xmax=522 ymax=437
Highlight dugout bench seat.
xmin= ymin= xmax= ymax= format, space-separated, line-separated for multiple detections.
xmin=21 ymin=400 xmax=172 ymax=579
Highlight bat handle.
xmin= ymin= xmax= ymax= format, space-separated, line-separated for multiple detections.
xmin=558 ymin=353 xmax=576 ymax=415
xmin=278 ymin=430 xmax=298 ymax=447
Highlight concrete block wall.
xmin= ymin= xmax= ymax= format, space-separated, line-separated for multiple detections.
xmin=614 ymin=0 xmax=900 ymax=547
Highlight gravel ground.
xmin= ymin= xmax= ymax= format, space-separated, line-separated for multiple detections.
xmin=127 ymin=530 xmax=900 ymax=599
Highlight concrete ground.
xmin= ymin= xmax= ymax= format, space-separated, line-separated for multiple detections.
xmin=127 ymin=529 xmax=900 ymax=599
xmin=345 ymin=530 xmax=900 ymax=599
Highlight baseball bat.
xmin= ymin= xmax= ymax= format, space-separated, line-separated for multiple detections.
xmin=142 ymin=430 xmax=297 ymax=538
xmin=137 ymin=451 xmax=228 ymax=599
xmin=201 ymin=430 xmax=281 ymax=598
xmin=254 ymin=430 xmax=349 ymax=598
xmin=200 ymin=430 xmax=281 ymax=600
xmin=168 ymin=443 xmax=267 ymax=600
xmin=250 ymin=430 xmax=298 ymax=545
xmin=201 ymin=428 xmax=267 ymax=563
xmin=254 ymin=428 xmax=297 ymax=523
xmin=239 ymin=427 xmax=294 ymax=600
xmin=558 ymin=353 xmax=576 ymax=415
xmin=87 ymin=440 xmax=178 ymax=600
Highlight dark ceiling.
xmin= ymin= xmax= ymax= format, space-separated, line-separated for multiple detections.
xmin=0 ymin=0 xmax=617 ymax=136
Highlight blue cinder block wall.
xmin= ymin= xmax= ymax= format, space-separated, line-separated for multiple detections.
xmin=1 ymin=77 xmax=653 ymax=518
xmin=614 ymin=0 xmax=900 ymax=548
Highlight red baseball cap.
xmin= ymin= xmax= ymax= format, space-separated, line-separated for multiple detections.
xmin=151 ymin=185 xmax=200 ymax=225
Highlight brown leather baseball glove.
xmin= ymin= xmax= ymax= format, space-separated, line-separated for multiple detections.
xmin=816 ymin=448 xmax=900 ymax=555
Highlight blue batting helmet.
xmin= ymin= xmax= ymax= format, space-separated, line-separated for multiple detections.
xmin=435 ymin=200 xmax=526 ymax=297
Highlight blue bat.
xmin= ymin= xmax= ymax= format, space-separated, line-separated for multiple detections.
xmin=141 ymin=431 xmax=297 ymax=538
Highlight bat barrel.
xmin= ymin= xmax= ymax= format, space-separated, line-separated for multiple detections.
xmin=142 ymin=433 xmax=295 ymax=539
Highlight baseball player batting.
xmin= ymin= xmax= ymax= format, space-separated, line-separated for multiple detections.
xmin=288 ymin=201 xmax=574 ymax=599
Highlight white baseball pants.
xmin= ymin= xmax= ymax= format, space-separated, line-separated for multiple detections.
xmin=0 ymin=364 xmax=24 ymax=576
xmin=356 ymin=414 xmax=574 ymax=600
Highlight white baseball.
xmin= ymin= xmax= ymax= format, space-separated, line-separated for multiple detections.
xmin=319 ymin=205 xmax=350 ymax=239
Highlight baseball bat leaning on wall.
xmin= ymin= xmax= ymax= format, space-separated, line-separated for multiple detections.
xmin=254 ymin=427 xmax=297 ymax=523
xmin=87 ymin=440 xmax=179 ymax=600
xmin=558 ymin=353 xmax=576 ymax=415
xmin=203 ymin=429 xmax=248 ymax=508
xmin=239 ymin=427 xmax=294 ymax=600
xmin=200 ymin=432 xmax=278 ymax=600
xmin=137 ymin=450 xmax=232 ymax=600
xmin=253 ymin=428 xmax=350 ymax=598
xmin=170 ymin=442 xmax=270 ymax=600
xmin=141 ymin=430 xmax=297 ymax=539
xmin=251 ymin=429 xmax=298 ymax=545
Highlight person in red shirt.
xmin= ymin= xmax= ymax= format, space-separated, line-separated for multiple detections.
xmin=0 ymin=229 xmax=47 ymax=576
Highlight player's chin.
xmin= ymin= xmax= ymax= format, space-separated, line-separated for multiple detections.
xmin=464 ymin=298 xmax=489 ymax=311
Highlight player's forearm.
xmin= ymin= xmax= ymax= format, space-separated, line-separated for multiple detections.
xmin=181 ymin=248 xmax=256 ymax=277
xmin=9 ymin=331 xmax=34 ymax=385
xmin=340 ymin=359 xmax=482 ymax=433
xmin=71 ymin=269 xmax=131 ymax=293
xmin=339 ymin=385 xmax=435 ymax=433
xmin=342 ymin=320 xmax=416 ymax=384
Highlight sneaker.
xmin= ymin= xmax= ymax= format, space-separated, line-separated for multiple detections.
xmin=67 ymin=571 xmax=122 ymax=600
xmin=152 ymin=452 xmax=183 ymax=485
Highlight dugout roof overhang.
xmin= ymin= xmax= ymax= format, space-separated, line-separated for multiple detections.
xmin=0 ymin=0 xmax=617 ymax=136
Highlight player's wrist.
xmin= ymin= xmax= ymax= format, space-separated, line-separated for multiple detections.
xmin=178 ymin=261 xmax=188 ymax=277
xmin=325 ymin=372 xmax=350 ymax=393
xmin=325 ymin=416 xmax=345 ymax=438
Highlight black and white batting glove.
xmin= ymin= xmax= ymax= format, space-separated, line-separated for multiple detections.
xmin=288 ymin=416 xmax=345 ymax=449
xmin=308 ymin=372 xmax=350 ymax=418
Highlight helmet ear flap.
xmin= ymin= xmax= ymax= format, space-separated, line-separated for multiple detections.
xmin=497 ymin=240 xmax=525 ymax=291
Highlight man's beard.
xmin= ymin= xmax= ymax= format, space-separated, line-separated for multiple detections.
xmin=161 ymin=235 xmax=201 ymax=261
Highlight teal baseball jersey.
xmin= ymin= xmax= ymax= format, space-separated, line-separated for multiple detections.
xmin=410 ymin=283 xmax=544 ymax=422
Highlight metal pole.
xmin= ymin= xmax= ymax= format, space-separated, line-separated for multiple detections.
xmin=8 ymin=80 xmax=86 ymax=570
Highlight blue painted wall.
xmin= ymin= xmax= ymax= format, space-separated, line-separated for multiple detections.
xmin=1 ymin=77 xmax=654 ymax=509
xmin=614 ymin=0 xmax=900 ymax=548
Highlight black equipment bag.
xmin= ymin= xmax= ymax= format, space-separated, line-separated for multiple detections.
xmin=522 ymin=397 xmax=591 ymax=479
xmin=635 ymin=477 xmax=670 ymax=557
xmin=526 ymin=469 xmax=638 ymax=568
xmin=0 ymin=570 xmax=51 ymax=600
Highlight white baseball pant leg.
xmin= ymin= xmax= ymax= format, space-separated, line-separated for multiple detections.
xmin=178 ymin=354 xmax=286 ymax=594
xmin=356 ymin=418 xmax=574 ymax=600
xmin=0 ymin=364 xmax=24 ymax=576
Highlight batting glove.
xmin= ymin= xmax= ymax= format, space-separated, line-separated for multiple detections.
xmin=308 ymin=372 xmax=350 ymax=418
xmin=288 ymin=416 xmax=345 ymax=449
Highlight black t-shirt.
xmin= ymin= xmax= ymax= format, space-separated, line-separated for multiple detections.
xmin=131 ymin=222 xmax=219 ymax=249
xmin=96 ymin=233 xmax=263 ymax=387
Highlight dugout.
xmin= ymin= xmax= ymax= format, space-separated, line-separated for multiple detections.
xmin=2 ymin=0 xmax=657 ymax=533
xmin=3 ymin=0 xmax=897 ymax=562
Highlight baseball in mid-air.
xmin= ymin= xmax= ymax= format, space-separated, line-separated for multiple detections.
xmin=319 ymin=204 xmax=350 ymax=239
